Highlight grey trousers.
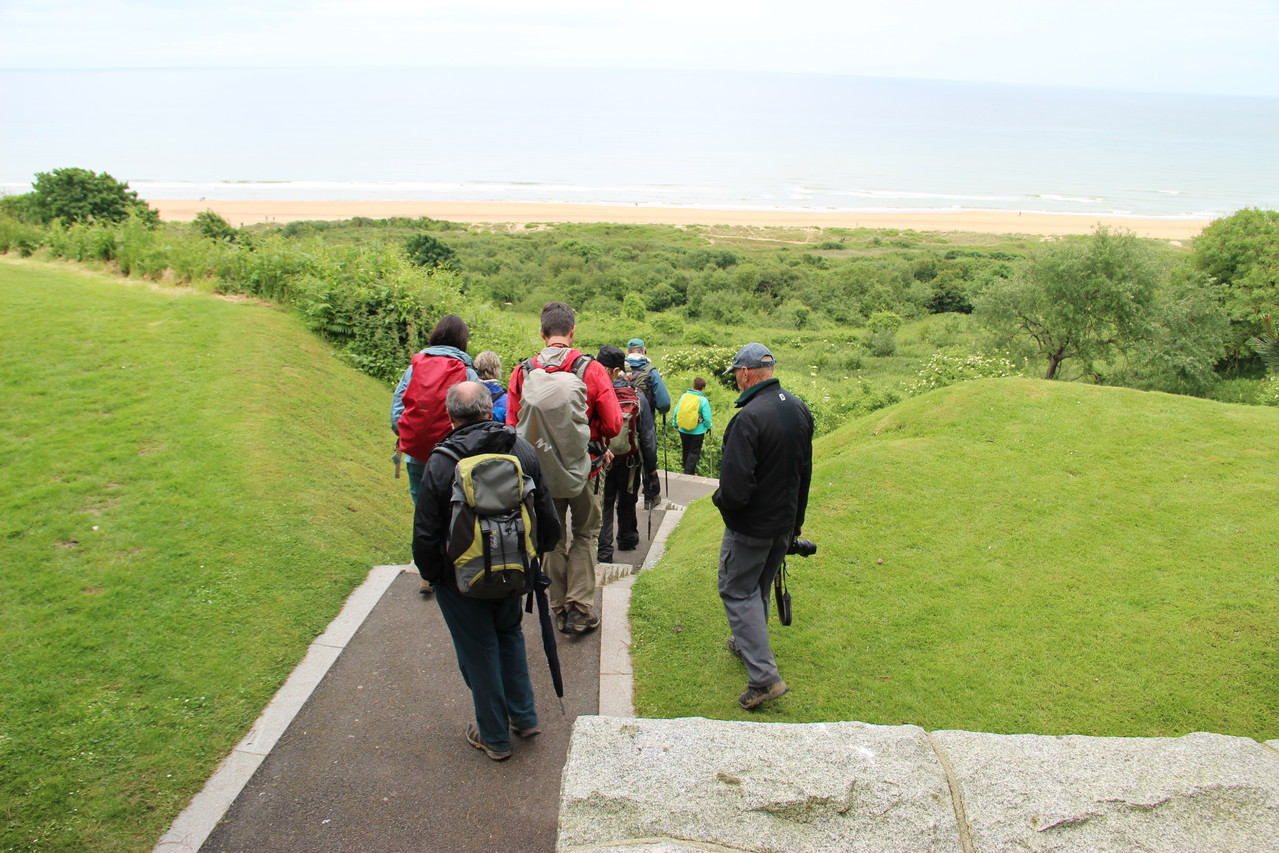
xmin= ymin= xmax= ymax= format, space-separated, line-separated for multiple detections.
xmin=718 ymin=527 xmax=789 ymax=688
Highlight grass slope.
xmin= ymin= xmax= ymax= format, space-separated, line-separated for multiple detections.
xmin=631 ymin=378 xmax=1279 ymax=740
xmin=0 ymin=260 xmax=408 ymax=851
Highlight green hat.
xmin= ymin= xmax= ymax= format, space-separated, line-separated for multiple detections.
xmin=627 ymin=338 xmax=646 ymax=350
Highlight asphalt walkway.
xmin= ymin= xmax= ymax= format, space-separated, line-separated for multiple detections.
xmin=156 ymin=471 xmax=718 ymax=853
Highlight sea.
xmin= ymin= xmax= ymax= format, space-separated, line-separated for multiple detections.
xmin=1 ymin=67 xmax=1276 ymax=220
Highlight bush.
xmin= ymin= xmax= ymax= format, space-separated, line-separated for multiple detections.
xmin=663 ymin=345 xmax=738 ymax=390
xmin=193 ymin=209 xmax=239 ymax=243
xmin=29 ymin=167 xmax=159 ymax=226
xmin=0 ymin=215 xmax=46 ymax=256
xmin=904 ymin=350 xmax=1025 ymax=396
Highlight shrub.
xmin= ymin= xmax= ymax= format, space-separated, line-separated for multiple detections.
xmin=0 ymin=215 xmax=45 ymax=256
xmin=904 ymin=349 xmax=1025 ymax=396
xmin=663 ymin=345 xmax=737 ymax=390
xmin=193 ymin=209 xmax=239 ymax=243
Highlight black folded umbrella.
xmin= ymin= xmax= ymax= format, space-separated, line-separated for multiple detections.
xmin=525 ymin=560 xmax=565 ymax=712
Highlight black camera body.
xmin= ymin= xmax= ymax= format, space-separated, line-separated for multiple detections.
xmin=787 ymin=537 xmax=817 ymax=557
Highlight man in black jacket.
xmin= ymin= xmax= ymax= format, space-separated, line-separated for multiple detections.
xmin=413 ymin=381 xmax=561 ymax=760
xmin=712 ymin=343 xmax=813 ymax=710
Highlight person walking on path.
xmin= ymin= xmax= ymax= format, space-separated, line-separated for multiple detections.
xmin=713 ymin=343 xmax=813 ymax=711
xmin=672 ymin=377 xmax=713 ymax=475
xmin=506 ymin=302 xmax=622 ymax=635
xmin=624 ymin=338 xmax=672 ymax=417
xmin=473 ymin=350 xmax=508 ymax=424
xmin=594 ymin=346 xmax=659 ymax=564
xmin=391 ymin=314 xmax=479 ymax=596
xmin=411 ymin=382 xmax=561 ymax=761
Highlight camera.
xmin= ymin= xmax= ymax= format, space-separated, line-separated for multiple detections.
xmin=787 ymin=537 xmax=817 ymax=558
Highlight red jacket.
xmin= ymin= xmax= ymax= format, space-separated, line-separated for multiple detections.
xmin=505 ymin=346 xmax=622 ymax=468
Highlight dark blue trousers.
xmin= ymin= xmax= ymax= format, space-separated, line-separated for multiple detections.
xmin=434 ymin=586 xmax=537 ymax=752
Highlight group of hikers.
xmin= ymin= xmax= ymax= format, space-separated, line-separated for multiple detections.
xmin=390 ymin=300 xmax=812 ymax=761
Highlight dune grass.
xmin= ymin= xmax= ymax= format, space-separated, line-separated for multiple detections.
xmin=630 ymin=378 xmax=1279 ymax=740
xmin=0 ymin=260 xmax=409 ymax=852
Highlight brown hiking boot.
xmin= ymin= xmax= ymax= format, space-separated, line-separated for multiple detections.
xmin=738 ymin=680 xmax=788 ymax=710
xmin=566 ymin=605 xmax=600 ymax=634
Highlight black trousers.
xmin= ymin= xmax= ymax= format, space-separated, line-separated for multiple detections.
xmin=680 ymin=431 xmax=705 ymax=475
xmin=598 ymin=460 xmax=641 ymax=561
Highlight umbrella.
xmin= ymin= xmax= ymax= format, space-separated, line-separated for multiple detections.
xmin=526 ymin=559 xmax=565 ymax=712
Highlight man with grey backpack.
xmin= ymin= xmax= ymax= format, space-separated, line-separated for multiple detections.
xmin=506 ymin=302 xmax=622 ymax=635
xmin=413 ymin=382 xmax=561 ymax=760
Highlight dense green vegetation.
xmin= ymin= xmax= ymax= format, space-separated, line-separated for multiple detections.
xmin=631 ymin=379 xmax=1279 ymax=740
xmin=3 ymin=181 xmax=1278 ymax=849
xmin=0 ymin=261 xmax=409 ymax=851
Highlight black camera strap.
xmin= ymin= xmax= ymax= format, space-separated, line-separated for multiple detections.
xmin=774 ymin=560 xmax=792 ymax=626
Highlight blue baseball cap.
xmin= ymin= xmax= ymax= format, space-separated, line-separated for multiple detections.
xmin=627 ymin=338 xmax=646 ymax=349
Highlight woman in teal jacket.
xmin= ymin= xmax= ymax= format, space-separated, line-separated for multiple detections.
xmin=672 ymin=377 xmax=713 ymax=475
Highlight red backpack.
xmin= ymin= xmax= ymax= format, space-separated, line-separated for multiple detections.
xmin=397 ymin=353 xmax=469 ymax=459
xmin=607 ymin=383 xmax=642 ymax=459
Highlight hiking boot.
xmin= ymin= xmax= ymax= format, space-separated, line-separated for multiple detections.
xmin=512 ymin=723 xmax=541 ymax=739
xmin=597 ymin=550 xmax=613 ymax=563
xmin=726 ymin=636 xmax=743 ymax=659
xmin=567 ymin=605 xmax=600 ymax=634
xmin=738 ymin=680 xmax=789 ymax=711
xmin=555 ymin=610 xmax=570 ymax=634
xmin=418 ymin=579 xmax=434 ymax=597
xmin=465 ymin=723 xmax=511 ymax=761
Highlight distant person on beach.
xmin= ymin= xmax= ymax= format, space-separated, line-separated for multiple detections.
xmin=391 ymin=314 xmax=478 ymax=595
xmin=473 ymin=350 xmax=508 ymax=423
xmin=506 ymin=302 xmax=622 ymax=634
xmin=594 ymin=346 xmax=659 ymax=564
xmin=672 ymin=377 xmax=713 ymax=475
xmin=713 ymin=343 xmax=813 ymax=711
xmin=411 ymin=382 xmax=560 ymax=761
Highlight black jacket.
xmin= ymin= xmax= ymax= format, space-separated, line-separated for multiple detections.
xmin=712 ymin=378 xmax=814 ymax=539
xmin=412 ymin=420 xmax=561 ymax=588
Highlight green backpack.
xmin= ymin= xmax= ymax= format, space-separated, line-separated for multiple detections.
xmin=433 ymin=448 xmax=537 ymax=598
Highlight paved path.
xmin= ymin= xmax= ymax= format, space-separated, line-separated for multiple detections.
xmin=156 ymin=472 xmax=718 ymax=853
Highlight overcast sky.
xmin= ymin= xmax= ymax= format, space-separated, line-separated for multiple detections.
xmin=2 ymin=0 xmax=1276 ymax=97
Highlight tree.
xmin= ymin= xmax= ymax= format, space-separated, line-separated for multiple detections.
xmin=1191 ymin=208 xmax=1279 ymax=364
xmin=28 ymin=167 xmax=159 ymax=226
xmin=975 ymin=228 xmax=1162 ymax=380
xmin=405 ymin=232 xmax=457 ymax=269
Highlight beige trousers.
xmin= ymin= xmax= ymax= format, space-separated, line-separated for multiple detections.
xmin=545 ymin=477 xmax=603 ymax=615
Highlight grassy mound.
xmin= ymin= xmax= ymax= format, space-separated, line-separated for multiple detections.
xmin=631 ymin=377 xmax=1278 ymax=740
xmin=0 ymin=260 xmax=409 ymax=851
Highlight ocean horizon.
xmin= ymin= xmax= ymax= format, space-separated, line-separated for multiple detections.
xmin=1 ymin=67 xmax=1276 ymax=220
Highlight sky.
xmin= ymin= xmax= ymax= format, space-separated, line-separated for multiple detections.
xmin=1 ymin=0 xmax=1277 ymax=97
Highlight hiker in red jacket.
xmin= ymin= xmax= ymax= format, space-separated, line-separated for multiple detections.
xmin=506 ymin=302 xmax=621 ymax=634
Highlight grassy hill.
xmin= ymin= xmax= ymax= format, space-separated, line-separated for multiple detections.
xmin=0 ymin=260 xmax=409 ymax=851
xmin=631 ymin=377 xmax=1279 ymax=740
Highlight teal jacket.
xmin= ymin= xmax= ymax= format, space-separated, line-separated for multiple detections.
xmin=672 ymin=390 xmax=713 ymax=435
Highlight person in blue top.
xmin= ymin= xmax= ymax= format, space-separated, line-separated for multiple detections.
xmin=624 ymin=338 xmax=671 ymax=416
xmin=473 ymin=351 xmax=508 ymax=424
xmin=672 ymin=377 xmax=713 ymax=475
xmin=391 ymin=315 xmax=479 ymax=595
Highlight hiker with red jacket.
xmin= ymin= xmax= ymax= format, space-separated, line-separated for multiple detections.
xmin=595 ymin=345 xmax=659 ymax=564
xmin=391 ymin=314 xmax=478 ymax=594
xmin=506 ymin=302 xmax=621 ymax=634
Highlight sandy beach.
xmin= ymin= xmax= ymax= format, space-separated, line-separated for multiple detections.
xmin=149 ymin=199 xmax=1212 ymax=241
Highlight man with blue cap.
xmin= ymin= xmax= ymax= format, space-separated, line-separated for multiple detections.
xmin=713 ymin=342 xmax=813 ymax=711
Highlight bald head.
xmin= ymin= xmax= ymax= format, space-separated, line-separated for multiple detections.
xmin=446 ymin=381 xmax=493 ymax=426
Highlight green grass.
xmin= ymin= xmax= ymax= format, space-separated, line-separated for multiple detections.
xmin=0 ymin=260 xmax=409 ymax=851
xmin=631 ymin=378 xmax=1279 ymax=740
